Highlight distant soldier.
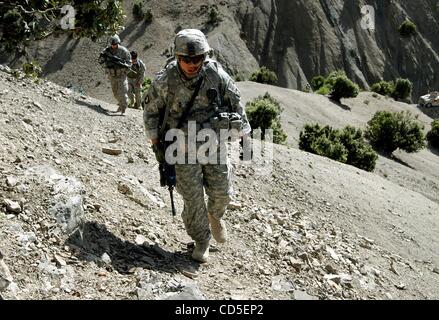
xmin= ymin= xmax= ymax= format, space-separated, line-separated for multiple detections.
xmin=127 ymin=50 xmax=146 ymax=109
xmin=98 ymin=35 xmax=131 ymax=114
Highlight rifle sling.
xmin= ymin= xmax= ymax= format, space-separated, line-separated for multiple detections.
xmin=159 ymin=75 xmax=204 ymax=137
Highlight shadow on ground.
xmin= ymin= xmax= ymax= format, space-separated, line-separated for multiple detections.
xmin=66 ymin=222 xmax=199 ymax=275
xmin=329 ymin=98 xmax=351 ymax=111
xmin=75 ymin=100 xmax=121 ymax=116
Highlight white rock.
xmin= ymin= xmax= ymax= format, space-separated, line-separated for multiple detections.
xmin=6 ymin=176 xmax=18 ymax=187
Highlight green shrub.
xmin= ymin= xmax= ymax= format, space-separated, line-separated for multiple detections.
xmin=398 ymin=20 xmax=417 ymax=37
xmin=249 ymin=67 xmax=278 ymax=85
xmin=311 ymin=75 xmax=326 ymax=91
xmin=133 ymin=1 xmax=144 ymax=20
xmin=246 ymin=93 xmax=287 ymax=144
xmin=330 ymin=74 xmax=360 ymax=102
xmin=144 ymin=9 xmax=153 ymax=23
xmin=365 ymin=110 xmax=425 ymax=154
xmin=208 ymin=7 xmax=221 ymax=24
xmin=338 ymin=126 xmax=378 ymax=172
xmin=427 ymin=119 xmax=439 ymax=149
xmin=299 ymin=124 xmax=377 ymax=171
xmin=370 ymin=80 xmax=395 ymax=96
xmin=316 ymin=85 xmax=331 ymax=95
xmin=142 ymin=77 xmax=152 ymax=93
xmin=22 ymin=60 xmax=42 ymax=80
xmin=313 ymin=71 xmax=359 ymax=101
xmin=392 ymin=78 xmax=412 ymax=101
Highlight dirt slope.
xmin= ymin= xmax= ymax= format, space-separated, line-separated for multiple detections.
xmin=0 ymin=67 xmax=438 ymax=300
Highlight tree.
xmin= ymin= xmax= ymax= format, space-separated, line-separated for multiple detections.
xmin=398 ymin=20 xmax=417 ymax=37
xmin=299 ymin=124 xmax=377 ymax=172
xmin=365 ymin=111 xmax=425 ymax=154
xmin=246 ymin=93 xmax=287 ymax=144
xmin=392 ymin=78 xmax=413 ymax=101
xmin=249 ymin=67 xmax=278 ymax=85
xmin=370 ymin=80 xmax=395 ymax=96
xmin=427 ymin=119 xmax=439 ymax=149
xmin=0 ymin=1 xmax=126 ymax=53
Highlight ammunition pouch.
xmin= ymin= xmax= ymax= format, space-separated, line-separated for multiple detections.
xmin=210 ymin=112 xmax=242 ymax=131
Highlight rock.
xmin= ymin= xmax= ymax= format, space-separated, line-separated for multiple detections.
xmin=0 ymin=252 xmax=13 ymax=292
xmin=117 ymin=182 xmax=133 ymax=195
xmin=271 ymin=276 xmax=294 ymax=292
xmin=325 ymin=263 xmax=338 ymax=274
xmin=228 ymin=201 xmax=242 ymax=210
xmin=101 ymin=253 xmax=112 ymax=265
xmin=6 ymin=176 xmax=18 ymax=187
xmin=395 ymin=283 xmax=407 ymax=290
xmin=4 ymin=199 xmax=21 ymax=214
xmin=163 ymin=283 xmax=206 ymax=300
xmin=102 ymin=148 xmax=122 ymax=156
xmin=127 ymin=155 xmax=134 ymax=163
xmin=433 ymin=267 xmax=439 ymax=274
xmin=293 ymin=290 xmax=318 ymax=300
xmin=326 ymin=246 xmax=339 ymax=261
xmin=54 ymin=254 xmax=67 ymax=267
xmin=289 ymin=257 xmax=303 ymax=271
xmin=135 ymin=235 xmax=147 ymax=246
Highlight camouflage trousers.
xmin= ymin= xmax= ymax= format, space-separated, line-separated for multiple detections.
xmin=128 ymin=78 xmax=142 ymax=109
xmin=109 ymin=75 xmax=128 ymax=112
xmin=175 ymin=161 xmax=232 ymax=242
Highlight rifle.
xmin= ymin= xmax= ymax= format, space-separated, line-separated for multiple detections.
xmin=152 ymin=140 xmax=177 ymax=216
xmin=98 ymin=50 xmax=137 ymax=74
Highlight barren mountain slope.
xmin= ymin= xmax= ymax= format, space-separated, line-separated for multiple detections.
xmin=0 ymin=67 xmax=438 ymax=300
xmin=1 ymin=0 xmax=438 ymax=102
xmin=239 ymin=81 xmax=439 ymax=204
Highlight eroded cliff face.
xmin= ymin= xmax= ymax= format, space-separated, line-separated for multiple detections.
xmin=237 ymin=0 xmax=439 ymax=98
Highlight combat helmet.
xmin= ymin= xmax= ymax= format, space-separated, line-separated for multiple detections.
xmin=174 ymin=29 xmax=211 ymax=57
xmin=110 ymin=35 xmax=121 ymax=45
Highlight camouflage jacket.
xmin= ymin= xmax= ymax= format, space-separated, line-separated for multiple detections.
xmin=143 ymin=59 xmax=251 ymax=141
xmin=100 ymin=45 xmax=131 ymax=75
xmin=128 ymin=59 xmax=146 ymax=82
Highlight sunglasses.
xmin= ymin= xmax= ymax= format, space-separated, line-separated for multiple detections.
xmin=178 ymin=55 xmax=204 ymax=65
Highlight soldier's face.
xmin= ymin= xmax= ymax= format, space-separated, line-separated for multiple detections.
xmin=111 ymin=43 xmax=118 ymax=50
xmin=178 ymin=55 xmax=204 ymax=79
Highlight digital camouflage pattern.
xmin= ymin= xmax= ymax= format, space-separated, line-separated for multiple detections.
xmin=101 ymin=45 xmax=131 ymax=112
xmin=143 ymin=58 xmax=251 ymax=242
xmin=128 ymin=59 xmax=146 ymax=109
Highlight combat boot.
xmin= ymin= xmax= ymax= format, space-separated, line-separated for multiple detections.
xmin=208 ymin=213 xmax=227 ymax=243
xmin=191 ymin=240 xmax=210 ymax=263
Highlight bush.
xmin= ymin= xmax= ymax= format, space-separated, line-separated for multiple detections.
xmin=142 ymin=77 xmax=152 ymax=93
xmin=299 ymin=124 xmax=377 ymax=171
xmin=133 ymin=1 xmax=144 ymax=20
xmin=144 ymin=9 xmax=153 ymax=23
xmin=249 ymin=67 xmax=278 ymax=85
xmin=311 ymin=75 xmax=326 ymax=91
xmin=22 ymin=60 xmax=42 ymax=80
xmin=208 ymin=7 xmax=221 ymax=24
xmin=313 ymin=71 xmax=359 ymax=101
xmin=330 ymin=74 xmax=360 ymax=102
xmin=365 ymin=110 xmax=425 ymax=154
xmin=370 ymin=80 xmax=395 ymax=96
xmin=398 ymin=20 xmax=417 ymax=37
xmin=392 ymin=78 xmax=412 ymax=101
xmin=246 ymin=93 xmax=287 ymax=144
xmin=427 ymin=119 xmax=439 ymax=149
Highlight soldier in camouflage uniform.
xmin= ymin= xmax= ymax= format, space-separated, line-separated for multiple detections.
xmin=99 ymin=35 xmax=131 ymax=114
xmin=143 ymin=29 xmax=251 ymax=263
xmin=127 ymin=50 xmax=146 ymax=109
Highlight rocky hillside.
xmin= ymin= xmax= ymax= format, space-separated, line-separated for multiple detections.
xmin=1 ymin=0 xmax=438 ymax=102
xmin=1 ymin=66 xmax=438 ymax=300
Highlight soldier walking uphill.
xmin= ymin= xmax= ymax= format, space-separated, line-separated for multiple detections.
xmin=99 ymin=35 xmax=131 ymax=115
xmin=127 ymin=50 xmax=146 ymax=109
xmin=143 ymin=29 xmax=251 ymax=263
